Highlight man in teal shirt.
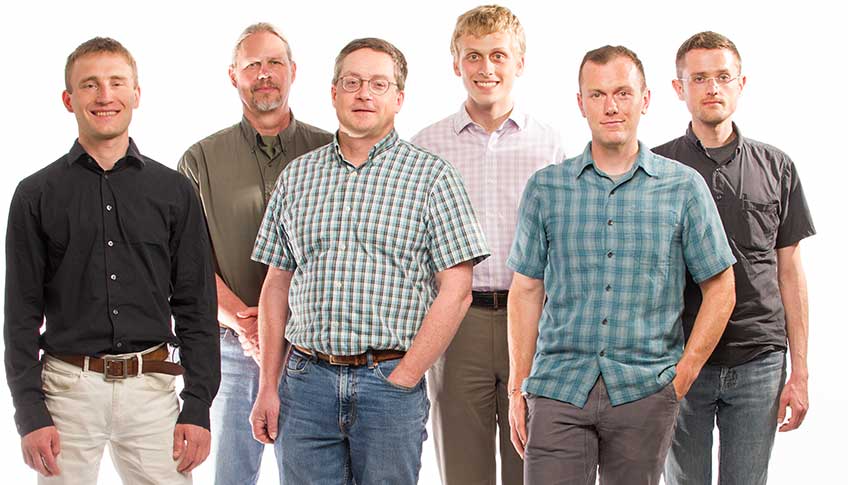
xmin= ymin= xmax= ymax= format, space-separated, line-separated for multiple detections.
xmin=506 ymin=45 xmax=736 ymax=485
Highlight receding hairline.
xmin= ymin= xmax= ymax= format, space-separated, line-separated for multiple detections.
xmin=231 ymin=23 xmax=293 ymax=66
xmin=578 ymin=55 xmax=647 ymax=92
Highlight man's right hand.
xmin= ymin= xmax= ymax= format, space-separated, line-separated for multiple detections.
xmin=21 ymin=426 xmax=61 ymax=477
xmin=234 ymin=306 xmax=260 ymax=363
xmin=508 ymin=393 xmax=528 ymax=459
xmin=250 ymin=388 xmax=280 ymax=444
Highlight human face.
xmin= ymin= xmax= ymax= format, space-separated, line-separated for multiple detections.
xmin=62 ymin=52 xmax=139 ymax=145
xmin=230 ymin=31 xmax=296 ymax=114
xmin=673 ymin=48 xmax=745 ymax=128
xmin=577 ymin=57 xmax=649 ymax=150
xmin=332 ymin=48 xmax=404 ymax=142
xmin=453 ymin=32 xmax=524 ymax=112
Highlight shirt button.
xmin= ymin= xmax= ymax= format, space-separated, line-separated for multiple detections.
xmin=605 ymin=285 xmax=612 ymax=292
xmin=106 ymin=204 xmax=113 ymax=211
xmin=607 ymin=251 xmax=614 ymax=258
xmin=610 ymin=190 xmax=616 ymax=196
xmin=336 ymin=282 xmax=343 ymax=289
xmin=116 ymin=342 xmax=123 ymax=348
xmin=599 ymin=350 xmax=606 ymax=357
xmin=110 ymin=274 xmax=117 ymax=281
xmin=344 ymin=206 xmax=352 ymax=212
xmin=112 ymin=309 xmax=119 ymax=315
xmin=107 ymin=240 xmax=114 ymax=247
xmin=714 ymin=194 xmax=723 ymax=201
xmin=339 ymin=243 xmax=346 ymax=250
xmin=602 ymin=318 xmax=608 ymax=325
xmin=607 ymin=219 xmax=614 ymax=226
xmin=350 ymin=172 xmax=358 ymax=177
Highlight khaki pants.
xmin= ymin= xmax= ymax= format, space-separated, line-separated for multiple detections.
xmin=39 ymin=352 xmax=192 ymax=485
xmin=428 ymin=306 xmax=523 ymax=485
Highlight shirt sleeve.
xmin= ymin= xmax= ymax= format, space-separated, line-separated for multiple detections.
xmin=775 ymin=157 xmax=816 ymax=248
xmin=681 ymin=173 xmax=737 ymax=283
xmin=251 ymin=178 xmax=297 ymax=271
xmin=4 ymin=182 xmax=54 ymax=436
xmin=169 ymin=177 xmax=220 ymax=430
xmin=506 ymin=172 xmax=548 ymax=280
xmin=426 ymin=164 xmax=490 ymax=272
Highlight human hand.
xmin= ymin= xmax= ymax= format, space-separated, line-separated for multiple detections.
xmin=172 ymin=423 xmax=211 ymax=473
xmin=235 ymin=307 xmax=260 ymax=364
xmin=250 ymin=388 xmax=280 ymax=444
xmin=21 ymin=426 xmax=61 ymax=477
xmin=508 ymin=392 xmax=528 ymax=458
xmin=778 ymin=373 xmax=809 ymax=432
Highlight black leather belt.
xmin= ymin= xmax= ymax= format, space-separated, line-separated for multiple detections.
xmin=471 ymin=291 xmax=509 ymax=310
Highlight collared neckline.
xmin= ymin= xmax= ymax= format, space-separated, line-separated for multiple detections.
xmin=451 ymin=102 xmax=526 ymax=135
xmin=575 ymin=141 xmax=657 ymax=180
xmin=332 ymin=128 xmax=399 ymax=167
xmin=66 ymin=137 xmax=145 ymax=168
xmin=239 ymin=111 xmax=299 ymax=155
xmin=684 ymin=121 xmax=745 ymax=158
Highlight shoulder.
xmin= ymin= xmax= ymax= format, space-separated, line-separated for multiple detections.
xmin=411 ymin=113 xmax=455 ymax=146
xmin=293 ymin=118 xmax=334 ymax=144
xmin=179 ymin=122 xmax=243 ymax=166
xmin=13 ymin=156 xmax=68 ymax=201
xmin=651 ymin=135 xmax=688 ymax=160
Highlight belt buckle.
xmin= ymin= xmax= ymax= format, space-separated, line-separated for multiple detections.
xmin=327 ymin=354 xmax=349 ymax=366
xmin=103 ymin=357 xmax=129 ymax=380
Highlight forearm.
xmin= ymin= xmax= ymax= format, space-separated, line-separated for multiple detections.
xmin=507 ymin=273 xmax=544 ymax=393
xmin=257 ymin=267 xmax=292 ymax=390
xmin=678 ymin=267 xmax=735 ymax=380
xmin=393 ymin=262 xmax=473 ymax=382
xmin=215 ymin=274 xmax=250 ymax=329
xmin=778 ymin=245 xmax=809 ymax=377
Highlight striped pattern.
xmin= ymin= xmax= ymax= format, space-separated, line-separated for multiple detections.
xmin=412 ymin=104 xmax=566 ymax=291
xmin=508 ymin=142 xmax=735 ymax=406
xmin=253 ymin=130 xmax=489 ymax=355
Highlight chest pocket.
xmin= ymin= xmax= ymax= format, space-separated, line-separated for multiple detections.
xmin=618 ymin=209 xmax=680 ymax=270
xmin=729 ymin=198 xmax=779 ymax=252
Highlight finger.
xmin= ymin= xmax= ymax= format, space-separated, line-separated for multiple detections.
xmin=173 ymin=428 xmax=185 ymax=460
xmin=28 ymin=449 xmax=49 ymax=477
xmin=267 ymin=409 xmax=279 ymax=441
xmin=22 ymin=447 xmax=34 ymax=471
xmin=509 ymin=423 xmax=525 ymax=458
xmin=236 ymin=307 xmax=259 ymax=318
xmin=177 ymin=438 xmax=199 ymax=473
xmin=51 ymin=432 xmax=62 ymax=458
xmin=41 ymin=447 xmax=60 ymax=476
xmin=251 ymin=413 xmax=271 ymax=444
xmin=776 ymin=391 xmax=789 ymax=424
xmin=780 ymin=401 xmax=808 ymax=432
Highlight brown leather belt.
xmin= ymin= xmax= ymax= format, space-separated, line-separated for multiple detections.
xmin=293 ymin=345 xmax=405 ymax=367
xmin=50 ymin=345 xmax=184 ymax=380
xmin=471 ymin=290 xmax=509 ymax=310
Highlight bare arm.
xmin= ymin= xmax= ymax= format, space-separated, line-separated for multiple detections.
xmin=776 ymin=243 xmax=809 ymax=431
xmin=507 ymin=272 xmax=545 ymax=458
xmin=249 ymin=266 xmax=293 ymax=443
xmin=387 ymin=261 xmax=473 ymax=387
xmin=215 ymin=275 xmax=260 ymax=360
xmin=674 ymin=266 xmax=735 ymax=399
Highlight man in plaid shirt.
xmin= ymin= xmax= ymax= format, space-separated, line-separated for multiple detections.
xmin=507 ymin=45 xmax=737 ymax=485
xmin=248 ymin=37 xmax=489 ymax=485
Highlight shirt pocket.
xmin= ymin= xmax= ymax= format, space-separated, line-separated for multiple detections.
xmin=619 ymin=209 xmax=680 ymax=271
xmin=732 ymin=198 xmax=779 ymax=252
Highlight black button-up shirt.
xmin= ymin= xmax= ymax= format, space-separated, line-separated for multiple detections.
xmin=4 ymin=139 xmax=219 ymax=436
xmin=654 ymin=124 xmax=816 ymax=366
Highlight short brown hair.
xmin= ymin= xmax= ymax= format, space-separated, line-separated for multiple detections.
xmin=675 ymin=31 xmax=741 ymax=77
xmin=232 ymin=22 xmax=293 ymax=66
xmin=450 ymin=5 xmax=526 ymax=58
xmin=578 ymin=45 xmax=646 ymax=90
xmin=333 ymin=38 xmax=408 ymax=91
xmin=65 ymin=37 xmax=137 ymax=92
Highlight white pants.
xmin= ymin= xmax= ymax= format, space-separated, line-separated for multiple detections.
xmin=39 ymin=352 xmax=192 ymax=485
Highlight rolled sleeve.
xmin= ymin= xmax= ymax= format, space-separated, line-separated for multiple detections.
xmin=251 ymin=182 xmax=297 ymax=271
xmin=507 ymin=173 xmax=547 ymax=280
xmin=681 ymin=174 xmax=736 ymax=283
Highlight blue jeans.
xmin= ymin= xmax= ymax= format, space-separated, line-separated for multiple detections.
xmin=211 ymin=329 xmax=283 ymax=485
xmin=664 ymin=350 xmax=786 ymax=485
xmin=279 ymin=347 xmax=430 ymax=485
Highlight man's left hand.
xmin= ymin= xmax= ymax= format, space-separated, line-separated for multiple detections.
xmin=172 ymin=423 xmax=211 ymax=474
xmin=778 ymin=373 xmax=809 ymax=432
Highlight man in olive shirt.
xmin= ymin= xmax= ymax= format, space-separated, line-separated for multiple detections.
xmin=178 ymin=23 xmax=332 ymax=485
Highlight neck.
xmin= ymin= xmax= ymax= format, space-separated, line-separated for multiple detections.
xmin=337 ymin=127 xmax=392 ymax=167
xmin=79 ymin=133 xmax=130 ymax=171
xmin=465 ymin=98 xmax=514 ymax=133
xmin=691 ymin=118 xmax=735 ymax=148
xmin=590 ymin=138 xmax=639 ymax=176
xmin=243 ymin=106 xmax=292 ymax=136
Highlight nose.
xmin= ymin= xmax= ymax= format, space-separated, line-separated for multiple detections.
xmin=95 ymin=84 xmax=113 ymax=103
xmin=705 ymin=77 xmax=720 ymax=95
xmin=480 ymin=57 xmax=494 ymax=76
xmin=604 ymin=96 xmax=618 ymax=115
xmin=355 ymin=80 xmax=373 ymax=100
xmin=258 ymin=63 xmax=273 ymax=80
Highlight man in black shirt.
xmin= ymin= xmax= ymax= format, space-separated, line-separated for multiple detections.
xmin=655 ymin=31 xmax=815 ymax=485
xmin=4 ymin=37 xmax=219 ymax=483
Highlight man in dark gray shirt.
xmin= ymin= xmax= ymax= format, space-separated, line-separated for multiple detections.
xmin=178 ymin=23 xmax=332 ymax=485
xmin=654 ymin=31 xmax=815 ymax=485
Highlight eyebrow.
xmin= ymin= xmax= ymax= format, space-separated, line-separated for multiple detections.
xmin=78 ymin=74 xmax=129 ymax=85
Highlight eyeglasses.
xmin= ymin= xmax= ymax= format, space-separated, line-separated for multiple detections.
xmin=679 ymin=73 xmax=741 ymax=86
xmin=338 ymin=75 xmax=397 ymax=95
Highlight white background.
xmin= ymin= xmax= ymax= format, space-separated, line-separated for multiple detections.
xmin=0 ymin=0 xmax=844 ymax=483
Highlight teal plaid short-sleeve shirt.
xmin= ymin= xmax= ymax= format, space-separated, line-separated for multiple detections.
xmin=507 ymin=142 xmax=735 ymax=406
xmin=253 ymin=130 xmax=490 ymax=355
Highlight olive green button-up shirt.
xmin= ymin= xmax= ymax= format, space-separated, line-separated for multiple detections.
xmin=179 ymin=115 xmax=333 ymax=306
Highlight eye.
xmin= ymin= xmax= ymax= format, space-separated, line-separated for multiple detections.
xmin=467 ymin=53 xmax=480 ymax=61
xmin=372 ymin=79 xmax=390 ymax=91
xmin=590 ymin=92 xmax=602 ymax=99
xmin=342 ymin=77 xmax=361 ymax=91
xmin=692 ymin=75 xmax=706 ymax=84
xmin=270 ymin=60 xmax=283 ymax=66
xmin=111 ymin=80 xmax=125 ymax=87
xmin=245 ymin=62 xmax=260 ymax=70
xmin=617 ymin=90 xmax=632 ymax=98
xmin=81 ymin=81 xmax=97 ymax=90
xmin=492 ymin=52 xmax=506 ymax=61
xmin=718 ymin=73 xmax=733 ymax=83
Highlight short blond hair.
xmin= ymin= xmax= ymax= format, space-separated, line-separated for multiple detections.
xmin=65 ymin=37 xmax=137 ymax=92
xmin=450 ymin=5 xmax=526 ymax=58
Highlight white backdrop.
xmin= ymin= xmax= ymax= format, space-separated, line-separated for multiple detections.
xmin=1 ymin=0 xmax=844 ymax=483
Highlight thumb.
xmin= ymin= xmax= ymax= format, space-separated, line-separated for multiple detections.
xmin=268 ymin=411 xmax=279 ymax=441
xmin=51 ymin=432 xmax=61 ymax=457
xmin=173 ymin=428 xmax=185 ymax=460
xmin=777 ymin=393 xmax=789 ymax=423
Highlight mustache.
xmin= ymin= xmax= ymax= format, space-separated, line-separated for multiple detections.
xmin=252 ymin=80 xmax=280 ymax=92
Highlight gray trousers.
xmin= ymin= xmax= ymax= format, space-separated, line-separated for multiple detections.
xmin=428 ymin=306 xmax=524 ymax=485
xmin=525 ymin=378 xmax=679 ymax=485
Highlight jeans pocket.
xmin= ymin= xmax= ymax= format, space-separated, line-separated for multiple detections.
xmin=142 ymin=373 xmax=177 ymax=392
xmin=41 ymin=362 xmax=83 ymax=393
xmin=373 ymin=359 xmax=419 ymax=392
xmin=285 ymin=349 xmax=312 ymax=376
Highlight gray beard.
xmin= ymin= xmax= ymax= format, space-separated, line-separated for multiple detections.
xmin=253 ymin=96 xmax=283 ymax=112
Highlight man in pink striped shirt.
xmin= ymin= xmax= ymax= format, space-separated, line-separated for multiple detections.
xmin=412 ymin=5 xmax=565 ymax=485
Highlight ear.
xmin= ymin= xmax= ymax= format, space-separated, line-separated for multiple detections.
xmin=641 ymin=88 xmax=651 ymax=115
xmin=515 ymin=54 xmax=525 ymax=77
xmin=394 ymin=89 xmax=405 ymax=114
xmin=738 ymin=74 xmax=746 ymax=93
xmin=331 ymin=83 xmax=338 ymax=108
xmin=229 ymin=64 xmax=238 ymax=88
xmin=62 ymin=90 xmax=74 ymax=113
xmin=576 ymin=92 xmax=586 ymax=118
xmin=453 ymin=56 xmax=462 ymax=77
xmin=672 ymin=79 xmax=685 ymax=101
xmin=290 ymin=61 xmax=297 ymax=84
xmin=132 ymin=85 xmax=141 ymax=109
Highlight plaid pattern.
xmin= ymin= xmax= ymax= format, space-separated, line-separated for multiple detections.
xmin=253 ymin=130 xmax=489 ymax=355
xmin=412 ymin=104 xmax=566 ymax=291
xmin=508 ymin=142 xmax=735 ymax=406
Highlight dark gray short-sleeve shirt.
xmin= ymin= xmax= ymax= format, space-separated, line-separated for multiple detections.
xmin=654 ymin=123 xmax=815 ymax=366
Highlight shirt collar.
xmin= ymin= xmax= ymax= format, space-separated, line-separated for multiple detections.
xmin=332 ymin=128 xmax=399 ymax=166
xmin=575 ymin=141 xmax=657 ymax=179
xmin=451 ymin=102 xmax=526 ymax=135
xmin=239 ymin=111 xmax=298 ymax=154
xmin=66 ymin=137 xmax=145 ymax=167
xmin=684 ymin=121 xmax=745 ymax=153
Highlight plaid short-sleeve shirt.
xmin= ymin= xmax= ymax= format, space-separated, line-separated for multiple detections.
xmin=253 ymin=130 xmax=490 ymax=355
xmin=507 ymin=142 xmax=735 ymax=406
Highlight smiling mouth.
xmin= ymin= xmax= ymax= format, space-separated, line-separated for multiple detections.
xmin=92 ymin=110 xmax=119 ymax=117
xmin=474 ymin=80 xmax=499 ymax=88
